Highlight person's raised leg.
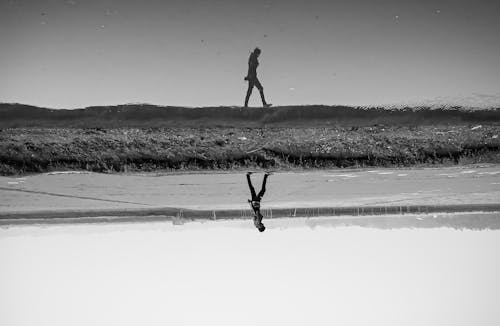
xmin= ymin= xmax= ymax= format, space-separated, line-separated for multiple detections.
xmin=246 ymin=172 xmax=256 ymax=199
xmin=244 ymin=81 xmax=254 ymax=107
xmin=257 ymin=172 xmax=270 ymax=198
xmin=254 ymin=79 xmax=268 ymax=107
xmin=259 ymin=89 xmax=268 ymax=106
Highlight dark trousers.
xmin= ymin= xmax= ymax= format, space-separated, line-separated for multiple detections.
xmin=246 ymin=173 xmax=268 ymax=202
xmin=244 ymin=77 xmax=267 ymax=107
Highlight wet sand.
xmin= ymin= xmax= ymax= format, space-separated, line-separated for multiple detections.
xmin=1 ymin=164 xmax=499 ymax=220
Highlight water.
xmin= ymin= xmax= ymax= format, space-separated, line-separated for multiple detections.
xmin=1 ymin=215 xmax=500 ymax=326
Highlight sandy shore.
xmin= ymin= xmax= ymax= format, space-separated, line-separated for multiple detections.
xmin=1 ymin=164 xmax=499 ymax=222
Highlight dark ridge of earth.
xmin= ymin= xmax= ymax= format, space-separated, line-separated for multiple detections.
xmin=1 ymin=103 xmax=500 ymax=128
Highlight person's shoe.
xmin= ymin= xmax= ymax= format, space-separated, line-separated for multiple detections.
xmin=263 ymin=103 xmax=273 ymax=108
xmin=246 ymin=171 xmax=254 ymax=176
xmin=264 ymin=171 xmax=273 ymax=176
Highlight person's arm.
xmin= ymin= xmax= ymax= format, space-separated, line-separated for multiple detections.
xmin=247 ymin=54 xmax=258 ymax=77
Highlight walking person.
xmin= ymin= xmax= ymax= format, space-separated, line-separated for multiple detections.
xmin=244 ymin=47 xmax=272 ymax=108
xmin=246 ymin=171 xmax=271 ymax=232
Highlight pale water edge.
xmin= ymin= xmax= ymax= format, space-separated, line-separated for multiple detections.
xmin=1 ymin=212 xmax=500 ymax=230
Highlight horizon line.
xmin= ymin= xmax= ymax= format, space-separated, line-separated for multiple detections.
xmin=1 ymin=102 xmax=499 ymax=111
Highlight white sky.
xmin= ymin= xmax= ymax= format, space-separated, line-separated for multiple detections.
xmin=1 ymin=218 xmax=500 ymax=326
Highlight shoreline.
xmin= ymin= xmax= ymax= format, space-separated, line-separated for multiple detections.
xmin=2 ymin=161 xmax=499 ymax=178
xmin=2 ymin=208 xmax=500 ymax=229
xmin=2 ymin=203 xmax=500 ymax=223
xmin=2 ymin=165 xmax=499 ymax=225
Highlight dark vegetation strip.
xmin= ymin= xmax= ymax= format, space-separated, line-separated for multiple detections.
xmin=1 ymin=126 xmax=499 ymax=175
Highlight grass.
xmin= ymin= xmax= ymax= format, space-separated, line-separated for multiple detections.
xmin=1 ymin=125 xmax=499 ymax=175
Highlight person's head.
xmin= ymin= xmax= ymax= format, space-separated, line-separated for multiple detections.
xmin=253 ymin=213 xmax=265 ymax=232
xmin=253 ymin=47 xmax=261 ymax=56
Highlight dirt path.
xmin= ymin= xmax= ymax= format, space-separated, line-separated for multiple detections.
xmin=1 ymin=164 xmax=499 ymax=214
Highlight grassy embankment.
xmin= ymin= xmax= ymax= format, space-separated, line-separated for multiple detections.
xmin=0 ymin=104 xmax=499 ymax=175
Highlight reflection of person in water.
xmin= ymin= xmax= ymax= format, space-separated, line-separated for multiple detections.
xmin=246 ymin=172 xmax=271 ymax=232
xmin=244 ymin=47 xmax=272 ymax=108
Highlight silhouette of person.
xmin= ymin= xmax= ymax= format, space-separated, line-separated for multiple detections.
xmin=246 ymin=171 xmax=271 ymax=232
xmin=244 ymin=47 xmax=271 ymax=108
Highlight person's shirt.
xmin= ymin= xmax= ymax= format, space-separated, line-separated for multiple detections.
xmin=248 ymin=199 xmax=261 ymax=210
xmin=247 ymin=52 xmax=259 ymax=78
